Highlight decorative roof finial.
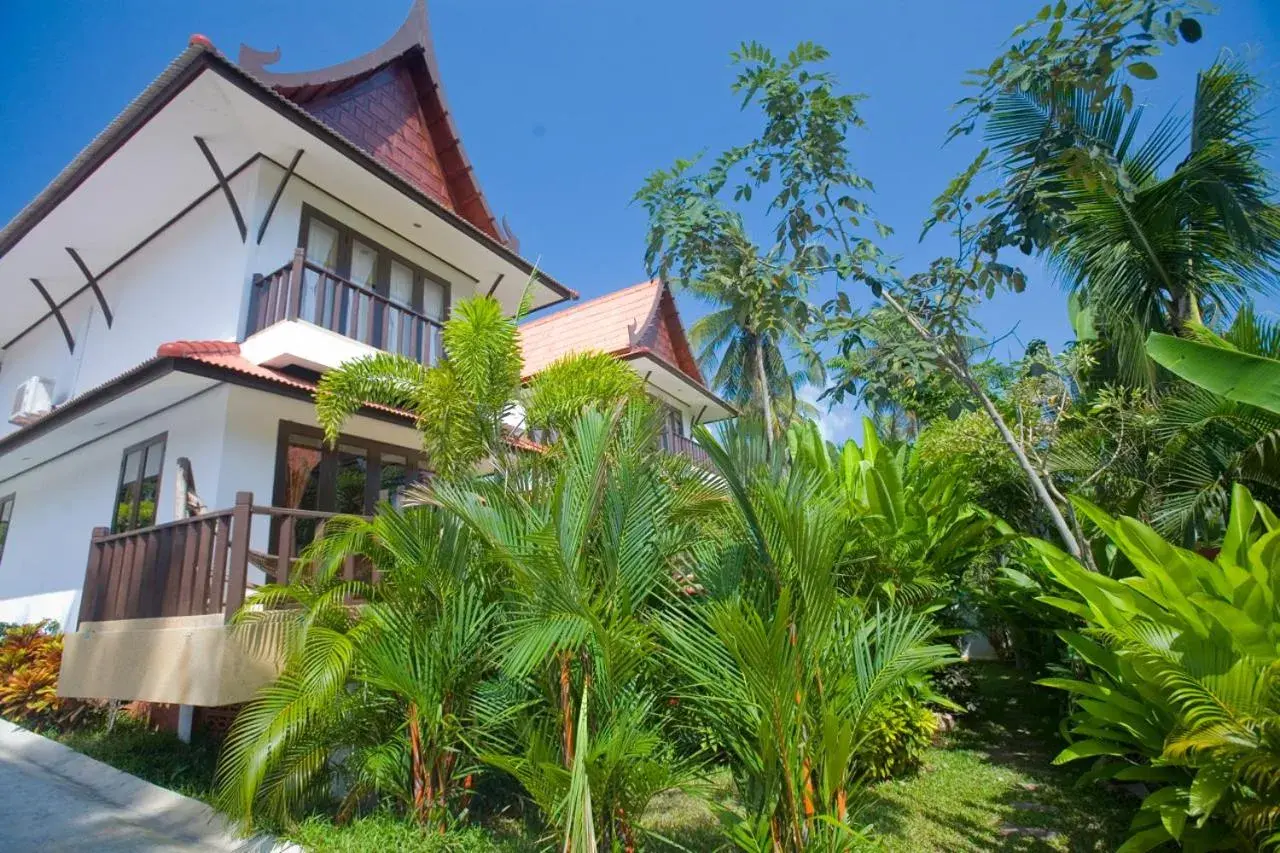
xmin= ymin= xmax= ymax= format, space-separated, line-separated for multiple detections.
xmin=189 ymin=34 xmax=214 ymax=50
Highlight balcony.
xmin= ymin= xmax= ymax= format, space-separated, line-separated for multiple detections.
xmin=247 ymin=249 xmax=444 ymax=367
xmin=58 ymin=492 xmax=368 ymax=707
xmin=659 ymin=430 xmax=712 ymax=467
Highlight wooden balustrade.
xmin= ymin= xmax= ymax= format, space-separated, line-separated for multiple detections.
xmin=658 ymin=430 xmax=712 ymax=466
xmin=77 ymin=492 xmax=346 ymax=625
xmin=248 ymin=248 xmax=444 ymax=365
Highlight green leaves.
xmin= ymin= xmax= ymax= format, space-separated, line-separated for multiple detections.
xmin=1035 ymin=486 xmax=1280 ymax=849
xmin=1147 ymin=331 xmax=1280 ymax=415
xmin=1127 ymin=61 xmax=1159 ymax=80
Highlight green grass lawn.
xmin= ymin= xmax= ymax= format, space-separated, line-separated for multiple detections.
xmin=45 ymin=661 xmax=1135 ymax=851
xmin=865 ymin=661 xmax=1134 ymax=852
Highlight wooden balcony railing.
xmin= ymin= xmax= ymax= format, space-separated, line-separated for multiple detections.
xmin=659 ymin=431 xmax=712 ymax=466
xmin=248 ymin=248 xmax=444 ymax=366
xmin=77 ymin=492 xmax=364 ymax=625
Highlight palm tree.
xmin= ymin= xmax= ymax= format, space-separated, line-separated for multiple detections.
xmin=684 ymin=224 xmax=823 ymax=443
xmin=316 ymin=293 xmax=650 ymax=481
xmin=659 ymin=419 xmax=958 ymax=851
xmin=988 ymin=60 xmax=1280 ymax=384
xmin=433 ymin=403 xmax=703 ymax=850
xmin=315 ymin=295 xmax=525 ymax=480
xmin=214 ymin=506 xmax=497 ymax=829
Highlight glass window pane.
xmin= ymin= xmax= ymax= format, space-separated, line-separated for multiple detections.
xmin=351 ymin=241 xmax=379 ymax=288
xmin=335 ymin=445 xmax=368 ymax=515
xmin=284 ymin=437 xmax=323 ymax=511
xmin=305 ymin=220 xmax=340 ymax=271
xmin=388 ymin=262 xmax=414 ymax=306
xmin=120 ymin=449 xmax=143 ymax=487
xmin=113 ymin=449 xmax=143 ymax=532
xmin=132 ymin=440 xmax=164 ymax=529
xmin=379 ymin=455 xmax=408 ymax=507
xmin=422 ymin=279 xmax=445 ymax=321
xmin=0 ymin=497 xmax=13 ymax=563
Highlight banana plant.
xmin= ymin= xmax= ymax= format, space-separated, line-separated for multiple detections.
xmin=1147 ymin=330 xmax=1280 ymax=415
xmin=1033 ymin=484 xmax=1280 ymax=851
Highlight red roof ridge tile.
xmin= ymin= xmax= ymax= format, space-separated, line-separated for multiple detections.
xmin=519 ymin=279 xmax=661 ymax=330
xmin=156 ymin=340 xmax=242 ymax=357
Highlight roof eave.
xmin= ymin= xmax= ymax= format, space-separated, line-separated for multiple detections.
xmin=0 ymin=44 xmax=578 ymax=308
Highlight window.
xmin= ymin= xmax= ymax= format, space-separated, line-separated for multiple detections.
xmin=298 ymin=207 xmax=450 ymax=353
xmin=274 ymin=422 xmax=428 ymax=551
xmin=0 ymin=494 xmax=14 ymax=565
xmin=112 ymin=434 xmax=166 ymax=533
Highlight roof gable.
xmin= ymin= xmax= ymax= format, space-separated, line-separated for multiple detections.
xmin=519 ymin=280 xmax=705 ymax=385
xmin=238 ymin=0 xmax=506 ymax=244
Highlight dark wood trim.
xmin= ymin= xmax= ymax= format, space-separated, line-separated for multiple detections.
xmin=203 ymin=60 xmax=576 ymax=302
xmin=65 ymin=247 xmax=114 ymax=328
xmin=0 ymin=53 xmax=210 ymax=262
xmin=256 ymin=149 xmax=304 ymax=244
xmin=299 ymin=203 xmax=449 ymax=338
xmin=272 ymin=419 xmax=425 ymax=517
xmin=29 ymin=278 xmax=75 ymax=352
xmin=485 ymin=273 xmax=504 ymax=298
xmin=4 ymin=155 xmax=261 ymax=352
xmin=693 ymin=404 xmax=708 ymax=426
xmin=621 ymin=350 xmax=737 ymax=417
xmin=110 ymin=431 xmax=167 ymax=534
xmin=262 ymin=154 xmax=477 ymax=286
xmin=0 ymin=360 xmax=177 ymax=459
xmin=0 ymin=384 xmax=221 ymax=490
xmin=194 ymin=136 xmax=247 ymax=242
xmin=0 ymin=492 xmax=15 ymax=567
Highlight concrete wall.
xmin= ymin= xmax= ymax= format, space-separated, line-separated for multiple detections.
xmin=0 ymin=387 xmax=232 ymax=630
xmin=58 ymin=614 xmax=285 ymax=706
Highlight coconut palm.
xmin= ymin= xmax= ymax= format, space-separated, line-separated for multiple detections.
xmin=682 ymin=223 xmax=823 ymax=442
xmin=987 ymin=60 xmax=1280 ymax=385
xmin=213 ymin=506 xmax=498 ymax=829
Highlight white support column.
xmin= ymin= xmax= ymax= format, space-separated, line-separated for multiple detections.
xmin=177 ymin=704 xmax=194 ymax=744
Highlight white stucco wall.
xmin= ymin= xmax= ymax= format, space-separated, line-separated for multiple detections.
xmin=0 ymin=379 xmax=431 ymax=630
xmin=0 ymin=165 xmax=262 ymax=441
xmin=0 ymin=386 xmax=232 ymax=631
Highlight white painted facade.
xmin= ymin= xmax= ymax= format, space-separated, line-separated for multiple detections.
xmin=0 ymin=38 xmax=728 ymax=637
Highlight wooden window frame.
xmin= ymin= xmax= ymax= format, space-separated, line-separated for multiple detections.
xmin=298 ymin=204 xmax=451 ymax=321
xmin=110 ymin=432 xmax=167 ymax=534
xmin=0 ymin=493 xmax=14 ymax=566
xmin=271 ymin=420 xmax=428 ymax=517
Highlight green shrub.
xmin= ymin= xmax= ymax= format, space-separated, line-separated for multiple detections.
xmin=854 ymin=695 xmax=937 ymax=781
xmin=1035 ymin=485 xmax=1280 ymax=852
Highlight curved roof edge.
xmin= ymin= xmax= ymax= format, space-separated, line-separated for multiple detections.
xmin=237 ymin=0 xmax=507 ymax=247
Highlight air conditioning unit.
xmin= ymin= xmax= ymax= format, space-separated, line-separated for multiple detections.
xmin=10 ymin=377 xmax=55 ymax=426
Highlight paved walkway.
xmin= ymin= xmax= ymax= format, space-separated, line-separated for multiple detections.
xmin=0 ymin=720 xmax=290 ymax=852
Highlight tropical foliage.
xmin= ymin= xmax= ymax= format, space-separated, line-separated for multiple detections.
xmin=1035 ymin=485 xmax=1280 ymax=851
xmin=0 ymin=621 xmax=85 ymax=730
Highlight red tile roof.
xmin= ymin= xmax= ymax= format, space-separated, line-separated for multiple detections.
xmin=153 ymin=341 xmax=543 ymax=452
xmin=518 ymin=280 xmax=704 ymax=385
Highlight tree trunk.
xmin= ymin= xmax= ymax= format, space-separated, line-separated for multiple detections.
xmin=559 ymin=651 xmax=575 ymax=767
xmin=876 ymin=290 xmax=1086 ymax=561
xmin=755 ymin=338 xmax=776 ymax=452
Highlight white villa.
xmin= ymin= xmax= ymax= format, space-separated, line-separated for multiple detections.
xmin=0 ymin=2 xmax=731 ymax=734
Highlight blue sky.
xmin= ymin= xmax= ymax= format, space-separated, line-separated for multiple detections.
xmin=3 ymin=1 xmax=1278 ymax=440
